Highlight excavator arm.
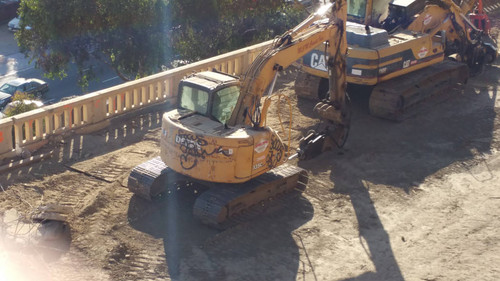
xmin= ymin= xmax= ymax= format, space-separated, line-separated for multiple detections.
xmin=228 ymin=1 xmax=349 ymax=131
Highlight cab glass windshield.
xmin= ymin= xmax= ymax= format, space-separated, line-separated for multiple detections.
xmin=179 ymin=85 xmax=209 ymax=115
xmin=212 ymin=86 xmax=240 ymax=124
xmin=347 ymin=0 xmax=366 ymax=20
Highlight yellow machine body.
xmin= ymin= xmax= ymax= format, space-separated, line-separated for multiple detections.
xmin=157 ymin=2 xmax=349 ymax=183
xmin=295 ymin=0 xmax=492 ymax=120
xmin=161 ymin=106 xmax=286 ymax=183
xmin=300 ymin=0 xmax=450 ymax=86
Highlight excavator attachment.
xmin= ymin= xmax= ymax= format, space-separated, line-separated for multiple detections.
xmin=297 ymin=120 xmax=350 ymax=160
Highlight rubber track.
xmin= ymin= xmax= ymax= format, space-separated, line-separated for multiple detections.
xmin=129 ymin=158 xmax=308 ymax=228
xmin=369 ymin=60 xmax=469 ymax=121
xmin=128 ymin=156 xmax=193 ymax=201
xmin=192 ymin=164 xmax=308 ymax=229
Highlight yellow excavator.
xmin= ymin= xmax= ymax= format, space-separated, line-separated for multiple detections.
xmin=295 ymin=0 xmax=497 ymax=120
xmin=128 ymin=1 xmax=350 ymax=227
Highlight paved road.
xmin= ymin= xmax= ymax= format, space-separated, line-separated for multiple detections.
xmin=0 ymin=24 xmax=122 ymax=104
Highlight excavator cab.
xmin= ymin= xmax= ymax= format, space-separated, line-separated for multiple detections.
xmin=347 ymin=0 xmax=393 ymax=26
xmin=347 ymin=0 xmax=427 ymax=28
xmin=177 ymin=71 xmax=240 ymax=126
xmin=347 ymin=0 xmax=369 ymax=23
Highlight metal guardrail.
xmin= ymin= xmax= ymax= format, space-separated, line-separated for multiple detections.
xmin=0 ymin=40 xmax=272 ymax=161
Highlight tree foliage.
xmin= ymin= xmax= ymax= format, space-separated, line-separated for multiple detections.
xmin=168 ymin=0 xmax=307 ymax=62
xmin=3 ymin=93 xmax=40 ymax=117
xmin=16 ymin=0 xmax=169 ymax=86
xmin=15 ymin=0 xmax=307 ymax=87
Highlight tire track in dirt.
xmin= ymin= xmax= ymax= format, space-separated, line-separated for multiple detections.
xmin=0 ymin=169 xmax=115 ymax=280
xmin=107 ymin=192 xmax=171 ymax=280
xmin=22 ymin=138 xmax=166 ymax=280
xmin=173 ymin=195 xmax=313 ymax=280
xmin=484 ymin=0 xmax=500 ymax=14
xmin=65 ymin=146 xmax=173 ymax=280
xmin=106 ymin=237 xmax=169 ymax=281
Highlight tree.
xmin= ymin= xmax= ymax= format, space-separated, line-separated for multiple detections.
xmin=3 ymin=93 xmax=41 ymax=117
xmin=15 ymin=0 xmax=306 ymax=88
xmin=16 ymin=0 xmax=169 ymax=86
xmin=166 ymin=0 xmax=307 ymax=62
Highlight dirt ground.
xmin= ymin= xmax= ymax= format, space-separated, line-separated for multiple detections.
xmin=1 ymin=12 xmax=500 ymax=281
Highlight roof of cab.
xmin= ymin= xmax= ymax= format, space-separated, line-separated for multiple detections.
xmin=183 ymin=71 xmax=239 ymax=90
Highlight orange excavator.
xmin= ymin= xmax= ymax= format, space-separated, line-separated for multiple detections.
xmin=294 ymin=0 xmax=497 ymax=120
xmin=128 ymin=1 xmax=350 ymax=227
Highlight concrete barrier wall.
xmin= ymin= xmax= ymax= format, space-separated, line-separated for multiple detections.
xmin=0 ymin=40 xmax=272 ymax=161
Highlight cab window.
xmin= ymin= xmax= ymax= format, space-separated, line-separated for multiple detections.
xmin=179 ymin=86 xmax=209 ymax=115
xmin=371 ymin=0 xmax=391 ymax=26
xmin=347 ymin=0 xmax=366 ymax=21
xmin=211 ymin=86 xmax=240 ymax=124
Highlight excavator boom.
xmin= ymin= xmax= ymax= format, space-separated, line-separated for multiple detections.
xmin=229 ymin=2 xmax=348 ymax=127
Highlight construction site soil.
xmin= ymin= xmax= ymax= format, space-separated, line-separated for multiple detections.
xmin=1 ymin=14 xmax=500 ymax=281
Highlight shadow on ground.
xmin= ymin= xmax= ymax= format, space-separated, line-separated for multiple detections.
xmin=296 ymin=63 xmax=499 ymax=280
xmin=0 ymin=105 xmax=168 ymax=187
xmin=128 ymin=187 xmax=314 ymax=280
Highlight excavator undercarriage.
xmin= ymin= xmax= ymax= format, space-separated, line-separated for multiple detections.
xmin=128 ymin=157 xmax=308 ymax=228
xmin=296 ymin=58 xmax=472 ymax=121
xmin=368 ymin=59 xmax=469 ymax=120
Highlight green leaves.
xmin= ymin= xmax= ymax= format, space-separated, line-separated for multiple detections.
xmin=4 ymin=93 xmax=40 ymax=117
xmin=15 ymin=0 xmax=306 ymax=90
xmin=168 ymin=0 xmax=307 ymax=63
xmin=17 ymin=0 xmax=169 ymax=88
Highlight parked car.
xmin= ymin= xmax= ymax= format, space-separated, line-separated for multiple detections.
xmin=0 ymin=78 xmax=49 ymax=98
xmin=8 ymin=16 xmax=31 ymax=31
xmin=0 ymin=91 xmax=12 ymax=111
